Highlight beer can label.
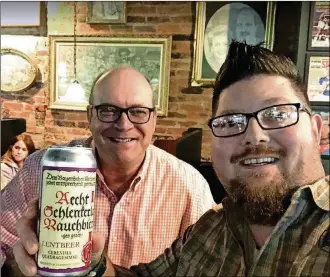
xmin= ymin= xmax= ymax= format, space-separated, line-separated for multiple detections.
xmin=37 ymin=166 xmax=96 ymax=274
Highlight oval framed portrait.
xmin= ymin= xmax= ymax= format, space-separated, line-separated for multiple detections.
xmin=1 ymin=48 xmax=38 ymax=93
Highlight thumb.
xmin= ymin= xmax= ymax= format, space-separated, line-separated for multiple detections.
xmin=91 ymin=232 xmax=105 ymax=267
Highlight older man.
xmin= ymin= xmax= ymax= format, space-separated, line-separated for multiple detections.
xmin=1 ymin=67 xmax=215 ymax=275
xmin=86 ymin=42 xmax=328 ymax=276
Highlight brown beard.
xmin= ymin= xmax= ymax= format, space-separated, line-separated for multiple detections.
xmin=228 ymin=175 xmax=299 ymax=225
xmin=228 ymin=145 xmax=299 ymax=225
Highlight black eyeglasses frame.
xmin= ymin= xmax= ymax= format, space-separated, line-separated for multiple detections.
xmin=93 ymin=104 xmax=155 ymax=124
xmin=207 ymin=103 xmax=312 ymax=138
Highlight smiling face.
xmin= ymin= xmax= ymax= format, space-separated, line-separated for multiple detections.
xmin=89 ymin=67 xmax=156 ymax=168
xmin=11 ymin=140 xmax=29 ymax=164
xmin=211 ymin=75 xmax=324 ymax=224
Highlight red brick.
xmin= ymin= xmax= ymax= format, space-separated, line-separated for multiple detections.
xmin=36 ymin=105 xmax=47 ymax=112
xmin=3 ymin=102 xmax=23 ymax=111
xmin=54 ymin=120 xmax=76 ymax=128
xmin=133 ymin=25 xmax=157 ymax=33
xmin=23 ymin=104 xmax=34 ymax=112
xmin=127 ymin=6 xmax=157 ymax=15
xmin=166 ymin=128 xmax=186 ymax=136
xmin=172 ymin=41 xmax=191 ymax=54
xmin=167 ymin=112 xmax=186 ymax=118
xmin=171 ymin=59 xmax=191 ymax=69
xmin=170 ymin=15 xmax=193 ymax=23
xmin=127 ymin=16 xmax=146 ymax=23
xmin=157 ymin=119 xmax=178 ymax=126
xmin=157 ymin=23 xmax=193 ymax=34
xmin=156 ymin=4 xmax=192 ymax=15
xmin=146 ymin=16 xmax=170 ymax=23
xmin=155 ymin=127 xmax=167 ymax=133
xmin=109 ymin=25 xmax=134 ymax=33
xmin=180 ymin=104 xmax=201 ymax=111
xmin=65 ymin=113 xmax=87 ymax=121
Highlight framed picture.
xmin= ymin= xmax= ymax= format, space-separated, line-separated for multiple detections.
xmin=312 ymin=105 xmax=330 ymax=158
xmin=49 ymin=36 xmax=172 ymax=116
xmin=305 ymin=52 xmax=329 ymax=105
xmin=307 ymin=1 xmax=329 ymax=51
xmin=1 ymin=48 xmax=38 ymax=93
xmin=87 ymin=2 xmax=126 ymax=24
xmin=0 ymin=2 xmax=41 ymax=27
xmin=192 ymin=1 xmax=277 ymax=86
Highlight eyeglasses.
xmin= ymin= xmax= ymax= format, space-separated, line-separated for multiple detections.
xmin=93 ymin=104 xmax=155 ymax=124
xmin=208 ymin=103 xmax=311 ymax=138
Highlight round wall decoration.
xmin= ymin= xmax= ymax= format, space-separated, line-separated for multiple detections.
xmin=1 ymin=48 xmax=38 ymax=93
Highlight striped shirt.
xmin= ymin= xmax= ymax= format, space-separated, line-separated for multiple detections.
xmin=114 ymin=176 xmax=330 ymax=277
xmin=0 ymin=137 xmax=215 ymax=268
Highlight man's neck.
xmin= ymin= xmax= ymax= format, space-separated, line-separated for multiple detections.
xmin=249 ymin=224 xmax=275 ymax=249
xmin=99 ymin=155 xmax=145 ymax=199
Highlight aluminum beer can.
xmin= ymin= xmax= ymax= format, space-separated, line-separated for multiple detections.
xmin=37 ymin=146 xmax=97 ymax=277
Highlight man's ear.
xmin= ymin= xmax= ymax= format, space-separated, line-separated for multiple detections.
xmin=311 ymin=113 xmax=323 ymax=143
xmin=153 ymin=109 xmax=157 ymax=129
xmin=87 ymin=105 xmax=92 ymax=125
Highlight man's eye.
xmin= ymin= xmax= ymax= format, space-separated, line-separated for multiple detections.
xmin=101 ymin=107 xmax=117 ymax=114
xmin=130 ymin=108 xmax=147 ymax=116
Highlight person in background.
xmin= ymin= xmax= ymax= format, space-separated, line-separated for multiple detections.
xmin=1 ymin=133 xmax=35 ymax=190
xmin=1 ymin=66 xmax=215 ymax=275
xmin=72 ymin=41 xmax=327 ymax=276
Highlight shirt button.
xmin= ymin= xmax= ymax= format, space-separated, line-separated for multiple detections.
xmin=112 ymin=236 xmax=117 ymax=242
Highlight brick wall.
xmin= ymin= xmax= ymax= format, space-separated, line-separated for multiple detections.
xmin=1 ymin=2 xmax=214 ymax=160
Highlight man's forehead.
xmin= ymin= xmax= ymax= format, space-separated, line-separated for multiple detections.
xmin=217 ymin=76 xmax=299 ymax=113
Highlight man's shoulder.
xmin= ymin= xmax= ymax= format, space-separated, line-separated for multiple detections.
xmin=149 ymin=144 xmax=201 ymax=174
xmin=189 ymin=204 xmax=226 ymax=234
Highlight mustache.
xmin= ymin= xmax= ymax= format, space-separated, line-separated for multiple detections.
xmin=230 ymin=145 xmax=286 ymax=163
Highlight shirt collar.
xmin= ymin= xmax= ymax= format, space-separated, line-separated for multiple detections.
xmin=90 ymin=137 xmax=150 ymax=191
xmin=303 ymin=175 xmax=329 ymax=211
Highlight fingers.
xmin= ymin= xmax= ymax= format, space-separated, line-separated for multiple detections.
xmin=24 ymin=198 xmax=39 ymax=220
xmin=91 ymin=232 xmax=105 ymax=266
xmin=16 ymin=201 xmax=39 ymax=256
xmin=104 ymin=256 xmax=116 ymax=277
xmin=13 ymin=241 xmax=37 ymax=277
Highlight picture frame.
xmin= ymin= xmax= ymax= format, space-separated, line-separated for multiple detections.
xmin=49 ymin=36 xmax=172 ymax=116
xmin=87 ymin=2 xmax=126 ymax=24
xmin=192 ymin=1 xmax=277 ymax=86
xmin=1 ymin=48 xmax=38 ymax=93
xmin=304 ymin=52 xmax=329 ymax=106
xmin=0 ymin=1 xmax=41 ymax=27
xmin=312 ymin=105 xmax=330 ymax=158
xmin=307 ymin=1 xmax=329 ymax=51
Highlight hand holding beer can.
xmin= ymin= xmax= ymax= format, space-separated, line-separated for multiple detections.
xmin=37 ymin=146 xmax=97 ymax=277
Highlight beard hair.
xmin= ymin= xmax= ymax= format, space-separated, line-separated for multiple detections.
xmin=228 ymin=171 xmax=299 ymax=225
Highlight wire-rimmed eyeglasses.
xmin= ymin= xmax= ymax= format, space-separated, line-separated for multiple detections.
xmin=93 ymin=104 xmax=155 ymax=124
xmin=208 ymin=103 xmax=312 ymax=138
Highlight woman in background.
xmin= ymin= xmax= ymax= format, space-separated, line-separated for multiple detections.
xmin=1 ymin=133 xmax=36 ymax=190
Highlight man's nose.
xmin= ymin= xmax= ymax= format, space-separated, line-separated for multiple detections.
xmin=240 ymin=118 xmax=270 ymax=146
xmin=114 ymin=112 xmax=134 ymax=130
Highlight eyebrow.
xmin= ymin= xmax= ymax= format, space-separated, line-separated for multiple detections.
xmin=219 ymin=97 xmax=295 ymax=115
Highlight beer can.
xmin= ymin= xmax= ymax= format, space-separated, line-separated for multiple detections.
xmin=37 ymin=146 xmax=97 ymax=277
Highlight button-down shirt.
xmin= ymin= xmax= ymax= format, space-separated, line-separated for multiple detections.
xmin=115 ymin=176 xmax=330 ymax=277
xmin=1 ymin=137 xmax=215 ymax=268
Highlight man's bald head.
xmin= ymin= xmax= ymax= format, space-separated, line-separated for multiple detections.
xmin=89 ymin=66 xmax=152 ymax=105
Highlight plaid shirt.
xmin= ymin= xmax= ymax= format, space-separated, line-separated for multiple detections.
xmin=114 ymin=176 xmax=330 ymax=277
xmin=1 ymin=137 xmax=215 ymax=268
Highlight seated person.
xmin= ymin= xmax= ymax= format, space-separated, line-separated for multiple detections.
xmin=1 ymin=133 xmax=35 ymax=190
